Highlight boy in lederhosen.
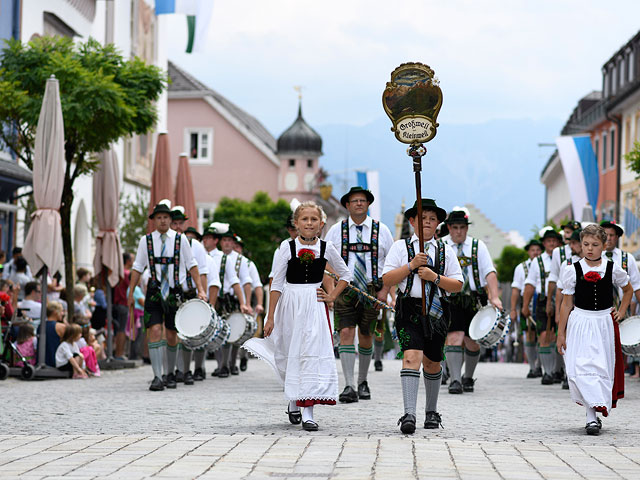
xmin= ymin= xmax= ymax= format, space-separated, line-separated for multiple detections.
xmin=382 ymin=199 xmax=463 ymax=434
xmin=128 ymin=200 xmax=207 ymax=391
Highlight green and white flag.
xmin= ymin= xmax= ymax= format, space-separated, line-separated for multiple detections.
xmin=156 ymin=0 xmax=214 ymax=53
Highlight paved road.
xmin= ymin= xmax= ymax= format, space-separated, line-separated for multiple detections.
xmin=2 ymin=358 xmax=640 ymax=479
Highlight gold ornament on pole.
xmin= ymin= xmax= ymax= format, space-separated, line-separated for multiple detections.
xmin=382 ymin=62 xmax=443 ymax=315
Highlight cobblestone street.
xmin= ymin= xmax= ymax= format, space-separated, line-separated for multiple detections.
xmin=2 ymin=359 xmax=640 ymax=479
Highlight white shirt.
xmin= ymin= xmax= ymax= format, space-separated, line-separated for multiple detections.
xmin=55 ymin=341 xmax=82 ymax=368
xmin=205 ymin=255 xmax=221 ymax=291
xmin=525 ymin=251 xmax=553 ymax=295
xmin=132 ymin=229 xmax=198 ymax=290
xmin=268 ymin=248 xmax=278 ymax=279
xmin=188 ymin=238 xmax=209 ymax=276
xmin=560 ymin=258 xmax=629 ymax=296
xmin=445 ymin=236 xmax=495 ymax=292
xmin=605 ymin=248 xmax=640 ymax=292
xmin=247 ymin=260 xmax=263 ymax=289
xmin=556 ymin=255 xmax=582 ymax=290
xmin=2 ymin=260 xmax=32 ymax=279
xmin=383 ymin=235 xmax=463 ymax=298
xmin=211 ymin=249 xmax=251 ymax=295
xmin=18 ymin=299 xmax=41 ymax=320
xmin=511 ymin=258 xmax=533 ymax=292
xmin=271 ymin=238 xmax=352 ymax=293
xmin=324 ymin=216 xmax=394 ymax=283
xmin=549 ymin=244 xmax=572 ymax=283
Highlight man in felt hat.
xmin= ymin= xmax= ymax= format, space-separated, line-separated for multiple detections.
xmin=170 ymin=206 xmax=210 ymax=385
xmin=128 ymin=200 xmax=207 ymax=391
xmin=601 ymin=220 xmax=640 ymax=310
xmin=325 ymin=186 xmax=395 ymax=403
xmin=443 ymin=207 xmax=502 ymax=394
xmin=522 ymin=226 xmax=562 ymax=385
xmin=382 ymin=198 xmax=463 ymax=433
xmin=510 ymin=239 xmax=543 ymax=379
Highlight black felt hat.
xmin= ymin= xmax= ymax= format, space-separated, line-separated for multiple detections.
xmin=569 ymin=229 xmax=582 ymax=242
xmin=340 ymin=186 xmax=375 ymax=207
xmin=445 ymin=210 xmax=472 ymax=225
xmin=184 ymin=227 xmax=201 ymax=240
xmin=540 ymin=228 xmax=562 ymax=241
xmin=170 ymin=206 xmax=188 ymax=221
xmin=404 ymin=199 xmax=447 ymax=223
xmin=600 ymin=220 xmax=624 ymax=237
xmin=149 ymin=200 xmax=172 ymax=219
xmin=524 ymin=239 xmax=542 ymax=251
xmin=202 ymin=222 xmax=229 ymax=238
xmin=560 ymin=220 xmax=581 ymax=231
xmin=285 ymin=213 xmax=295 ymax=229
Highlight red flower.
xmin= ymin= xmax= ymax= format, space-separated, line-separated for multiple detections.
xmin=298 ymin=249 xmax=316 ymax=264
xmin=584 ymin=271 xmax=602 ymax=283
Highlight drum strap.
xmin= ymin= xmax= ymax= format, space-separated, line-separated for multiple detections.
xmin=537 ymin=255 xmax=547 ymax=298
xmin=184 ymin=237 xmax=194 ymax=290
xmin=471 ymin=238 xmax=484 ymax=296
xmin=147 ymin=233 xmax=175 ymax=285
xmin=401 ymin=238 xmax=445 ymax=298
xmin=172 ymin=234 xmax=184 ymax=288
xmin=219 ymin=254 xmax=227 ymax=291
xmin=341 ymin=219 xmax=380 ymax=286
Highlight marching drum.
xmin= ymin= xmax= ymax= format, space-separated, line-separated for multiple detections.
xmin=175 ymin=299 xmax=225 ymax=350
xmin=469 ymin=305 xmax=511 ymax=349
xmin=205 ymin=318 xmax=231 ymax=353
xmin=619 ymin=315 xmax=640 ymax=356
xmin=226 ymin=312 xmax=257 ymax=346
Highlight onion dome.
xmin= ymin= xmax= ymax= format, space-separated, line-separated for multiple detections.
xmin=277 ymin=103 xmax=323 ymax=155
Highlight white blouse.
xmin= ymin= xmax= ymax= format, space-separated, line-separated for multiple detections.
xmin=560 ymin=258 xmax=629 ymax=296
xmin=271 ymin=238 xmax=352 ymax=293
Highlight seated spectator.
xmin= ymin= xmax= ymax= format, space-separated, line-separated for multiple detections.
xmin=76 ymin=268 xmax=91 ymax=288
xmin=9 ymin=256 xmax=33 ymax=300
xmin=0 ymin=250 xmax=6 ymax=276
xmin=15 ymin=323 xmax=37 ymax=367
xmin=41 ymin=301 xmax=67 ymax=368
xmin=72 ymin=315 xmax=102 ymax=375
xmin=73 ymin=285 xmax=91 ymax=321
xmin=18 ymin=281 xmax=42 ymax=330
xmin=0 ymin=289 xmax=14 ymax=328
xmin=91 ymin=283 xmax=107 ymax=330
xmin=2 ymin=247 xmax=32 ymax=280
xmin=55 ymin=323 xmax=88 ymax=378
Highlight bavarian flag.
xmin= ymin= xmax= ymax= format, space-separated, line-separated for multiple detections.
xmin=156 ymin=0 xmax=214 ymax=53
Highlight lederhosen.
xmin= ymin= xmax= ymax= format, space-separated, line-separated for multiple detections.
xmin=143 ymin=233 xmax=190 ymax=331
xmin=334 ymin=219 xmax=382 ymax=335
xmin=534 ymin=254 xmax=555 ymax=334
xmin=394 ymin=238 xmax=448 ymax=362
xmin=448 ymin=238 xmax=487 ymax=335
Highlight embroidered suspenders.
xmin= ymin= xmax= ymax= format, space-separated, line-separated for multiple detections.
xmin=219 ymin=254 xmax=227 ymax=291
xmin=471 ymin=238 xmax=484 ymax=295
xmin=559 ymin=246 xmax=567 ymax=263
xmin=146 ymin=233 xmax=184 ymax=289
xmin=622 ymin=251 xmax=628 ymax=272
xmin=402 ymin=238 xmax=445 ymax=297
xmin=235 ymin=254 xmax=243 ymax=275
xmin=537 ymin=255 xmax=547 ymax=298
xmin=341 ymin=219 xmax=380 ymax=285
xmin=521 ymin=261 xmax=529 ymax=278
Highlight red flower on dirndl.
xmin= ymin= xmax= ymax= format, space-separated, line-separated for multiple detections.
xmin=584 ymin=271 xmax=602 ymax=283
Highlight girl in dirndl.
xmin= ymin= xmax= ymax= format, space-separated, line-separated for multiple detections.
xmin=243 ymin=201 xmax=351 ymax=431
xmin=557 ymin=224 xmax=632 ymax=435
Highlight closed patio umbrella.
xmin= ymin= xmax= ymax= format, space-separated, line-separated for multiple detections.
xmin=175 ymin=153 xmax=198 ymax=229
xmin=148 ymin=133 xmax=174 ymax=232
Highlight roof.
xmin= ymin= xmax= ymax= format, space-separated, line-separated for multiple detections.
xmin=0 ymin=158 xmax=33 ymax=185
xmin=277 ymin=103 xmax=323 ymax=155
xmin=167 ymin=61 xmax=277 ymax=153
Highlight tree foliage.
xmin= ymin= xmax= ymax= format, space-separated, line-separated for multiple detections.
xmin=120 ymin=190 xmax=149 ymax=254
xmin=625 ymin=140 xmax=640 ymax=178
xmin=495 ymin=245 xmax=528 ymax=283
xmin=0 ymin=36 xmax=166 ymax=301
xmin=213 ymin=192 xmax=292 ymax=283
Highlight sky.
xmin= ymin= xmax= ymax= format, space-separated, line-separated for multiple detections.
xmin=165 ymin=0 xmax=640 ymax=234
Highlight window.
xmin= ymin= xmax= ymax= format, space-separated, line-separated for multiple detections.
xmin=602 ymin=132 xmax=607 ymax=170
xmin=595 ymin=138 xmax=599 ymax=170
xmin=603 ymin=71 xmax=609 ymax=97
xmin=630 ymin=50 xmax=635 ymax=82
xmin=620 ymin=59 xmax=626 ymax=88
xmin=184 ymin=128 xmax=213 ymax=164
xmin=307 ymin=159 xmax=314 ymax=168
xmin=289 ymin=158 xmax=296 ymax=169
xmin=611 ymin=128 xmax=616 ymax=168
xmin=612 ymin=67 xmax=617 ymax=95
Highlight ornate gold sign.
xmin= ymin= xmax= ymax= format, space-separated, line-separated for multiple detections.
xmin=382 ymin=62 xmax=443 ymax=144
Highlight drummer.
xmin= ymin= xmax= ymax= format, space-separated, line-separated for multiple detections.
xmin=601 ymin=220 xmax=640 ymax=312
xmin=522 ymin=227 xmax=563 ymax=385
xmin=510 ymin=239 xmax=543 ymax=379
xmin=128 ymin=200 xmax=207 ymax=391
xmin=171 ymin=207 xmax=209 ymax=385
xmin=444 ymin=208 xmax=502 ymax=394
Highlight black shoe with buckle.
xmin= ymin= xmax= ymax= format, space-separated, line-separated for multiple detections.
xmin=358 ymin=381 xmax=371 ymax=400
xmin=210 ymin=368 xmax=220 ymax=377
xmin=398 ymin=413 xmax=416 ymax=434
xmin=374 ymin=360 xmax=383 ymax=371
xmin=448 ymin=380 xmax=463 ymax=394
xmin=552 ymin=371 xmax=563 ymax=384
xmin=532 ymin=367 xmax=543 ymax=378
xmin=149 ymin=376 xmax=164 ymax=391
xmin=184 ymin=370 xmax=194 ymax=385
xmin=302 ymin=420 xmax=319 ymax=431
xmin=166 ymin=372 xmax=177 ymax=389
xmin=339 ymin=386 xmax=359 ymax=403
xmin=526 ymin=369 xmax=537 ymax=378
xmin=175 ymin=370 xmax=184 ymax=383
xmin=541 ymin=373 xmax=554 ymax=385
xmin=585 ymin=421 xmax=600 ymax=435
xmin=218 ymin=366 xmax=230 ymax=378
xmin=461 ymin=376 xmax=475 ymax=393
xmin=240 ymin=357 xmax=248 ymax=371
xmin=286 ymin=405 xmax=302 ymax=425
xmin=424 ymin=411 xmax=443 ymax=429
xmin=193 ymin=368 xmax=205 ymax=381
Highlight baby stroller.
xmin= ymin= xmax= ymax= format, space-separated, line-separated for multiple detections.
xmin=0 ymin=318 xmax=36 ymax=380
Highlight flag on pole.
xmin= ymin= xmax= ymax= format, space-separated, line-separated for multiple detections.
xmin=156 ymin=0 xmax=214 ymax=53
xmin=355 ymin=170 xmax=381 ymax=220
xmin=555 ymin=135 xmax=599 ymax=220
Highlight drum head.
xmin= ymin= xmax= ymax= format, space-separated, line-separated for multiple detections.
xmin=227 ymin=313 xmax=248 ymax=343
xmin=619 ymin=316 xmax=640 ymax=347
xmin=175 ymin=300 xmax=212 ymax=337
xmin=469 ymin=306 xmax=498 ymax=341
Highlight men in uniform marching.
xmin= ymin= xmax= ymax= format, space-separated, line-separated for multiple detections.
xmin=510 ymin=239 xmax=543 ymax=378
xmin=128 ymin=200 xmax=207 ymax=391
xmin=443 ymin=208 xmax=502 ymax=394
xmin=522 ymin=227 xmax=562 ymax=385
xmin=601 ymin=220 xmax=640 ymax=310
xmin=325 ymin=186 xmax=395 ymax=403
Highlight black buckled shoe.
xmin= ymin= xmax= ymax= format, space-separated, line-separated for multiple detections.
xmin=286 ymin=405 xmax=302 ymax=425
xmin=461 ymin=376 xmax=475 ymax=393
xmin=532 ymin=367 xmax=543 ymax=378
xmin=358 ymin=381 xmax=371 ymax=400
xmin=398 ymin=413 xmax=416 ymax=434
xmin=218 ymin=366 xmax=230 ymax=378
xmin=193 ymin=368 xmax=205 ymax=381
xmin=184 ymin=370 xmax=194 ymax=385
xmin=302 ymin=420 xmax=319 ymax=431
xmin=166 ymin=372 xmax=177 ymax=389
xmin=448 ymin=380 xmax=463 ymax=394
xmin=585 ymin=421 xmax=600 ymax=435
xmin=230 ymin=365 xmax=240 ymax=375
xmin=374 ymin=360 xmax=383 ymax=372
xmin=175 ymin=370 xmax=184 ymax=383
xmin=552 ymin=371 xmax=563 ymax=384
xmin=240 ymin=357 xmax=248 ymax=371
xmin=210 ymin=368 xmax=220 ymax=377
xmin=424 ymin=411 xmax=443 ymax=429
xmin=339 ymin=386 xmax=359 ymax=403
xmin=541 ymin=374 xmax=554 ymax=385
xmin=526 ymin=369 xmax=537 ymax=378
xmin=149 ymin=376 xmax=164 ymax=391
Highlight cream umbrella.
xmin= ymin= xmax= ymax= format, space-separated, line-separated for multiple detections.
xmin=175 ymin=153 xmax=198 ymax=229
xmin=22 ymin=75 xmax=65 ymax=370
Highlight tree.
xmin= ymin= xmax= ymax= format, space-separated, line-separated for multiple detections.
xmin=120 ymin=190 xmax=149 ymax=254
xmin=494 ymin=245 xmax=528 ymax=283
xmin=625 ymin=140 xmax=640 ymax=178
xmin=213 ymin=192 xmax=292 ymax=283
xmin=0 ymin=36 xmax=166 ymax=303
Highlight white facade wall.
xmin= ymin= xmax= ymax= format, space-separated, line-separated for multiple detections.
xmin=542 ymin=155 xmax=572 ymax=221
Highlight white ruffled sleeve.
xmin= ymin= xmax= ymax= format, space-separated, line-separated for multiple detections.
xmin=612 ymin=262 xmax=630 ymax=289
xmin=560 ymin=263 xmax=576 ymax=295
xmin=270 ymin=240 xmax=292 ymax=293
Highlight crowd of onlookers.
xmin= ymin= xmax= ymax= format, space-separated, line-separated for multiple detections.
xmin=1 ymin=248 xmax=145 ymax=379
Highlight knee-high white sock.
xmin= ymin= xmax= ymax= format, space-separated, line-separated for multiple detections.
xmin=400 ymin=368 xmax=420 ymax=416
xmin=229 ymin=345 xmax=240 ymax=367
xmin=194 ymin=350 xmax=206 ymax=370
xmin=423 ymin=368 xmax=442 ymax=413
xmin=464 ymin=347 xmax=480 ymax=378
xmin=166 ymin=344 xmax=178 ymax=374
xmin=444 ymin=346 xmax=464 ymax=383
xmin=373 ymin=338 xmax=384 ymax=362
xmin=214 ymin=348 xmax=224 ymax=368
xmin=524 ymin=342 xmax=538 ymax=370
xmin=339 ymin=344 xmax=356 ymax=388
xmin=302 ymin=406 xmax=314 ymax=423
xmin=149 ymin=341 xmax=163 ymax=379
xmin=181 ymin=345 xmax=192 ymax=373
xmin=161 ymin=340 xmax=168 ymax=376
xmin=357 ymin=345 xmax=373 ymax=384
xmin=539 ymin=346 xmax=554 ymax=375
xmin=586 ymin=406 xmax=597 ymax=423
xmin=289 ymin=400 xmax=300 ymax=412
xmin=177 ymin=343 xmax=185 ymax=372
